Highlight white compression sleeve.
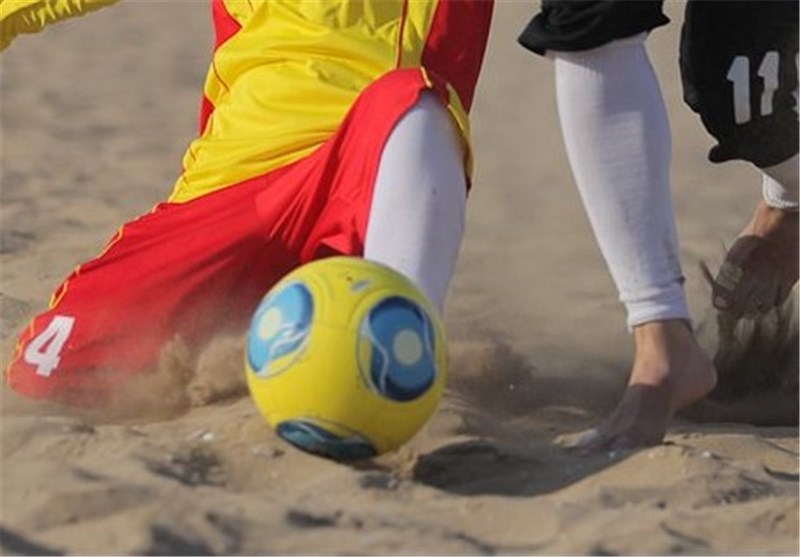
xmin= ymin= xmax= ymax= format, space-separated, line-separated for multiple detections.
xmin=553 ymin=34 xmax=690 ymax=328
xmin=761 ymin=153 xmax=799 ymax=211
xmin=364 ymin=92 xmax=467 ymax=314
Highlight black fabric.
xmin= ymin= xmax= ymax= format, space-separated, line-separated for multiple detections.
xmin=518 ymin=0 xmax=668 ymax=55
xmin=680 ymin=0 xmax=799 ymax=167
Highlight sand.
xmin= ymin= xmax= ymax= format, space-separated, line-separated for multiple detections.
xmin=1 ymin=2 xmax=797 ymax=555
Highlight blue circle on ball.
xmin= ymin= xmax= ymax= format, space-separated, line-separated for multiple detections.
xmin=359 ymin=297 xmax=437 ymax=402
xmin=247 ymin=282 xmax=313 ymax=376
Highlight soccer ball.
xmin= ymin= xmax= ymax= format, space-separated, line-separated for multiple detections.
xmin=245 ymin=256 xmax=447 ymax=461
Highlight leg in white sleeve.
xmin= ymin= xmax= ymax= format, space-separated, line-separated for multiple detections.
xmin=364 ymin=92 xmax=467 ymax=315
xmin=553 ymin=34 xmax=716 ymax=450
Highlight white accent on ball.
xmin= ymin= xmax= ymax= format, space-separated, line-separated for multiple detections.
xmin=393 ymin=329 xmax=423 ymax=366
xmin=259 ymin=308 xmax=283 ymax=340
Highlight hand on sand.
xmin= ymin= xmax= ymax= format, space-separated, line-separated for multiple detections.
xmin=711 ymin=201 xmax=798 ymax=318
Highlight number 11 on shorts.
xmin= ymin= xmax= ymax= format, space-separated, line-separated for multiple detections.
xmin=726 ymin=51 xmax=781 ymax=125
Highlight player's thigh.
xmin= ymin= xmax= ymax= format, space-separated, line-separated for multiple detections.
xmin=518 ymin=0 xmax=668 ymax=55
xmin=680 ymin=0 xmax=799 ymax=167
xmin=6 ymin=178 xmax=292 ymax=402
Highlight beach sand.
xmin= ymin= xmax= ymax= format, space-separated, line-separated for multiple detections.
xmin=1 ymin=2 xmax=797 ymax=555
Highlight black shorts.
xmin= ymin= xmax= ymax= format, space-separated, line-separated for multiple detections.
xmin=680 ymin=0 xmax=799 ymax=167
xmin=518 ymin=0 xmax=669 ymax=55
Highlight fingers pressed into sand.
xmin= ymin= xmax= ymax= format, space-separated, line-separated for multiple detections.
xmin=714 ymin=236 xmax=784 ymax=317
xmin=714 ymin=202 xmax=799 ymax=318
xmin=574 ymin=320 xmax=717 ymax=452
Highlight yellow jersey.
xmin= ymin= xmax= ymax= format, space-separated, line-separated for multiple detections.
xmin=1 ymin=0 xmax=494 ymax=203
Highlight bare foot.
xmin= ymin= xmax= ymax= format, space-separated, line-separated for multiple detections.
xmin=712 ymin=201 xmax=798 ymax=318
xmin=573 ymin=320 xmax=717 ymax=452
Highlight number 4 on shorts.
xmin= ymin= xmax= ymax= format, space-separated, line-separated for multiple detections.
xmin=24 ymin=315 xmax=75 ymax=377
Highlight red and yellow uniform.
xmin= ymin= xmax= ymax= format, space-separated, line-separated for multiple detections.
xmin=178 ymin=0 xmax=488 ymax=202
xmin=4 ymin=0 xmax=494 ymax=403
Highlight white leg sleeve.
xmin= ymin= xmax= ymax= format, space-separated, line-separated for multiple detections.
xmin=553 ymin=33 xmax=690 ymax=329
xmin=761 ymin=153 xmax=799 ymax=211
xmin=364 ymin=92 xmax=467 ymax=314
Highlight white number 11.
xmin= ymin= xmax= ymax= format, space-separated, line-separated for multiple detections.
xmin=726 ymin=51 xmax=780 ymax=124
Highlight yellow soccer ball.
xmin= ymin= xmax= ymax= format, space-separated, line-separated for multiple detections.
xmin=245 ymin=256 xmax=447 ymax=460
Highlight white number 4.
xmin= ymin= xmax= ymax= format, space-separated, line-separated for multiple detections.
xmin=24 ymin=315 xmax=76 ymax=377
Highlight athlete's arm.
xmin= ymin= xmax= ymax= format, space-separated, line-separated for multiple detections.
xmin=1 ymin=0 xmax=119 ymax=51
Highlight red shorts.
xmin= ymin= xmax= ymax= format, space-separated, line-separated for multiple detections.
xmin=6 ymin=68 xmax=450 ymax=403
